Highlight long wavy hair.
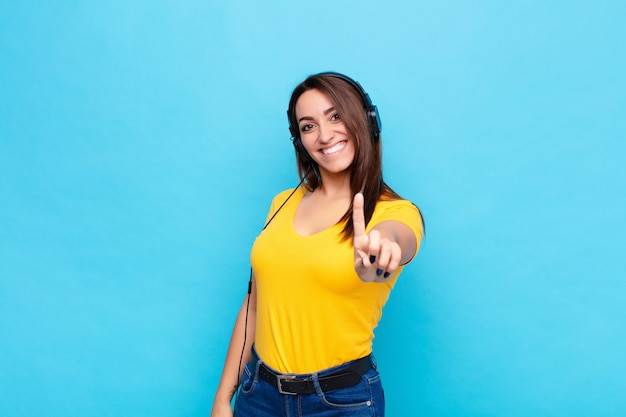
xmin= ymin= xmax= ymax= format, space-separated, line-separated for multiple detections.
xmin=287 ymin=72 xmax=402 ymax=242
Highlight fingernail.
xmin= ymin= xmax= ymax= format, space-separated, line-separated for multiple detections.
xmin=370 ymin=255 xmax=376 ymax=263
xmin=376 ymin=269 xmax=383 ymax=276
xmin=384 ymin=272 xmax=391 ymax=279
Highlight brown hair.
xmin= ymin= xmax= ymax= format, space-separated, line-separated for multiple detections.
xmin=287 ymin=72 xmax=401 ymax=241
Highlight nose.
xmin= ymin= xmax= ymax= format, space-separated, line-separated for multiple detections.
xmin=318 ymin=121 xmax=334 ymax=143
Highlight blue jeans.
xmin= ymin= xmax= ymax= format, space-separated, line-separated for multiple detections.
xmin=234 ymin=349 xmax=385 ymax=417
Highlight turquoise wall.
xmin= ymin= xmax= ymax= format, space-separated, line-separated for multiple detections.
xmin=1 ymin=1 xmax=625 ymax=416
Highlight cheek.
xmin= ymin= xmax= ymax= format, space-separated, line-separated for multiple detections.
xmin=347 ymin=139 xmax=357 ymax=155
xmin=301 ymin=136 xmax=316 ymax=152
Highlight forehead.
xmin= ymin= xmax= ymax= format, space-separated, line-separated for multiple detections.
xmin=295 ymin=89 xmax=334 ymax=118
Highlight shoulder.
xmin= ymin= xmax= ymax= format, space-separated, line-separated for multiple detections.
xmin=374 ymin=197 xmax=421 ymax=215
xmin=372 ymin=197 xmax=424 ymax=239
xmin=272 ymin=188 xmax=296 ymax=203
xmin=268 ymin=186 xmax=306 ymax=211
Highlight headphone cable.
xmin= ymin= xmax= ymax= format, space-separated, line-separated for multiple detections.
xmin=233 ymin=166 xmax=311 ymax=411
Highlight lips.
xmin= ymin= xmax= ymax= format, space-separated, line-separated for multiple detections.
xmin=321 ymin=141 xmax=347 ymax=155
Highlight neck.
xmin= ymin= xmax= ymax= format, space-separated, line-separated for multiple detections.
xmin=316 ymin=171 xmax=351 ymax=198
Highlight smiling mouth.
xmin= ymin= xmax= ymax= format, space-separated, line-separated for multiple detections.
xmin=321 ymin=141 xmax=346 ymax=155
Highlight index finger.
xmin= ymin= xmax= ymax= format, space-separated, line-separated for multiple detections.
xmin=352 ymin=192 xmax=367 ymax=239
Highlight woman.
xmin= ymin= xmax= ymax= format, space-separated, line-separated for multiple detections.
xmin=211 ymin=72 xmax=423 ymax=416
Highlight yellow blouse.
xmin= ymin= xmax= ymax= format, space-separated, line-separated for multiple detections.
xmin=251 ymin=187 xmax=423 ymax=374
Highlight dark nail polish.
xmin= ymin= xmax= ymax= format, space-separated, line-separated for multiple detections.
xmin=370 ymin=255 xmax=376 ymax=263
xmin=384 ymin=272 xmax=391 ymax=279
xmin=376 ymin=269 xmax=383 ymax=276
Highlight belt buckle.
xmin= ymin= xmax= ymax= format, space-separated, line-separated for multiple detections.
xmin=276 ymin=374 xmax=297 ymax=395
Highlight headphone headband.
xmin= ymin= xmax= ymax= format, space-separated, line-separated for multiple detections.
xmin=318 ymin=71 xmax=373 ymax=107
xmin=288 ymin=72 xmax=381 ymax=141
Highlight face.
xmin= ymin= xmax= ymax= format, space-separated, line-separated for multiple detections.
xmin=294 ymin=89 xmax=355 ymax=177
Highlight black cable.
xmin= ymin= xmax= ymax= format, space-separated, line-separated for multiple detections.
xmin=233 ymin=270 xmax=253 ymax=413
xmin=232 ymin=168 xmax=310 ymax=413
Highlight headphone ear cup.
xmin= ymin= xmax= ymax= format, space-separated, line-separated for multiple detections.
xmin=366 ymin=105 xmax=381 ymax=140
xmin=292 ymin=136 xmax=312 ymax=162
xmin=287 ymin=109 xmax=299 ymax=139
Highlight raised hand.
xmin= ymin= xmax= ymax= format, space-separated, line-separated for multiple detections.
xmin=352 ymin=193 xmax=402 ymax=282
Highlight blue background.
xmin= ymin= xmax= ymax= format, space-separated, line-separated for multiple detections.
xmin=1 ymin=1 xmax=625 ymax=416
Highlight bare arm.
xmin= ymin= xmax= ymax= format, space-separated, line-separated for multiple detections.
xmin=210 ymin=277 xmax=257 ymax=417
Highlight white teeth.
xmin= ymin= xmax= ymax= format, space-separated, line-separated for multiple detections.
xmin=322 ymin=142 xmax=346 ymax=155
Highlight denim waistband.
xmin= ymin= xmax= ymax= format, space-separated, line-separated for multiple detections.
xmin=250 ymin=347 xmax=374 ymax=394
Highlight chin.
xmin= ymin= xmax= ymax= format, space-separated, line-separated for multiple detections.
xmin=319 ymin=164 xmax=352 ymax=176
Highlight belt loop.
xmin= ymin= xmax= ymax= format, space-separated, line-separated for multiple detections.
xmin=369 ymin=354 xmax=377 ymax=370
xmin=253 ymin=359 xmax=261 ymax=378
xmin=310 ymin=371 xmax=323 ymax=395
xmin=251 ymin=347 xmax=262 ymax=376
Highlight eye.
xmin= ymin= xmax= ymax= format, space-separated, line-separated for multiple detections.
xmin=330 ymin=113 xmax=341 ymax=121
xmin=300 ymin=123 xmax=314 ymax=132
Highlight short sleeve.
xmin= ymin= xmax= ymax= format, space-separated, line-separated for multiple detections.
xmin=369 ymin=199 xmax=424 ymax=261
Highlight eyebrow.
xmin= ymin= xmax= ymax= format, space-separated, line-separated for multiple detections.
xmin=298 ymin=106 xmax=336 ymax=124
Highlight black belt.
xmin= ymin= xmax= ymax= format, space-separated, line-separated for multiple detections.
xmin=251 ymin=355 xmax=373 ymax=395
